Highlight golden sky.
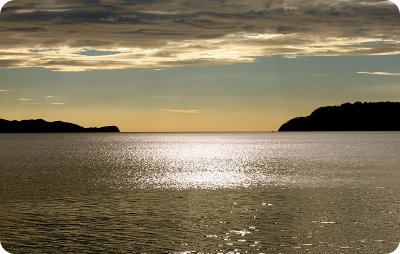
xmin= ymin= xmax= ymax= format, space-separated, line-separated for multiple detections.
xmin=0 ymin=0 xmax=399 ymax=131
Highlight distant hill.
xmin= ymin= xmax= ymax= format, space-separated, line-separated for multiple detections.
xmin=279 ymin=102 xmax=400 ymax=131
xmin=0 ymin=119 xmax=120 ymax=133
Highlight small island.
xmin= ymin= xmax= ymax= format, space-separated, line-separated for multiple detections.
xmin=0 ymin=119 xmax=120 ymax=133
xmin=279 ymin=102 xmax=400 ymax=131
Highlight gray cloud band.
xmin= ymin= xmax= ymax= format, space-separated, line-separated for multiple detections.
xmin=0 ymin=0 xmax=399 ymax=71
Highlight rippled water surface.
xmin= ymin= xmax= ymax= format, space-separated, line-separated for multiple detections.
xmin=0 ymin=132 xmax=399 ymax=253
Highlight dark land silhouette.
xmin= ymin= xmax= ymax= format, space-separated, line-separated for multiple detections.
xmin=0 ymin=119 xmax=120 ymax=133
xmin=279 ymin=102 xmax=400 ymax=131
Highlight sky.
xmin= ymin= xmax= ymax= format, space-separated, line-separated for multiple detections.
xmin=0 ymin=0 xmax=399 ymax=132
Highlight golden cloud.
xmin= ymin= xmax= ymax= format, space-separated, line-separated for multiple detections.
xmin=0 ymin=0 xmax=399 ymax=71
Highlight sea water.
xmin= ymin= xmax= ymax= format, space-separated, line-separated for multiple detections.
xmin=0 ymin=132 xmax=399 ymax=253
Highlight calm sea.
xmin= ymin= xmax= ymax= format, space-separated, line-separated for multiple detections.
xmin=0 ymin=132 xmax=399 ymax=253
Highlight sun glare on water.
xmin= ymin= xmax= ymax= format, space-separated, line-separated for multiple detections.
xmin=148 ymin=141 xmax=256 ymax=189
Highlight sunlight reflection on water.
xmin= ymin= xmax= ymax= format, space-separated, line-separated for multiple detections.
xmin=129 ymin=137 xmax=286 ymax=189
xmin=156 ymin=170 xmax=252 ymax=189
xmin=0 ymin=133 xmax=399 ymax=253
xmin=151 ymin=141 xmax=252 ymax=188
xmin=91 ymin=132 xmax=400 ymax=190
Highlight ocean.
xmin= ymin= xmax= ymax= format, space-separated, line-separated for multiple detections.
xmin=0 ymin=132 xmax=399 ymax=253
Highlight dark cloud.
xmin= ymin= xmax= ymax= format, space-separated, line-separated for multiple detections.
xmin=0 ymin=59 xmax=24 ymax=67
xmin=7 ymin=26 xmax=47 ymax=32
xmin=0 ymin=0 xmax=399 ymax=71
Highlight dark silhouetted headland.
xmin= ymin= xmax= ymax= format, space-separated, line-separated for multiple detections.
xmin=0 ymin=119 xmax=120 ymax=133
xmin=279 ymin=102 xmax=400 ymax=131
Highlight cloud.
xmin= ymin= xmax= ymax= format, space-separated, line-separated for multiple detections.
xmin=45 ymin=95 xmax=55 ymax=99
xmin=51 ymin=102 xmax=66 ymax=105
xmin=18 ymin=98 xmax=31 ymax=101
xmin=390 ymin=0 xmax=400 ymax=12
xmin=160 ymin=108 xmax=201 ymax=114
xmin=357 ymin=71 xmax=400 ymax=76
xmin=0 ymin=0 xmax=399 ymax=71
xmin=0 ymin=89 xmax=8 ymax=92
